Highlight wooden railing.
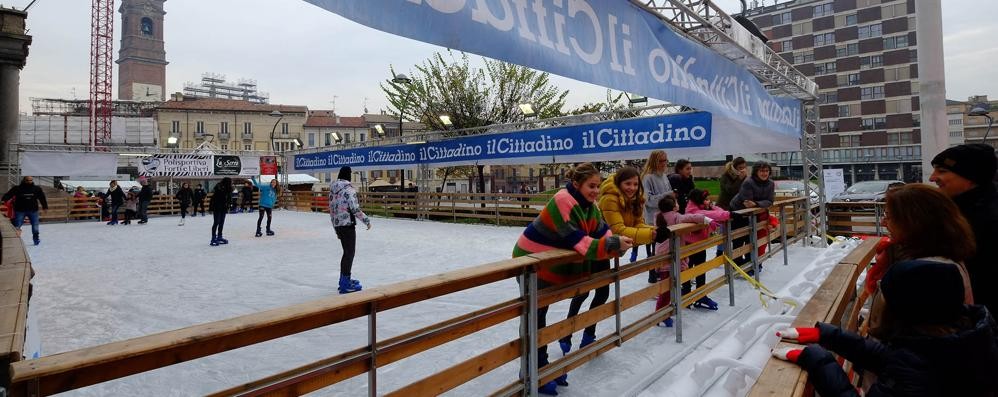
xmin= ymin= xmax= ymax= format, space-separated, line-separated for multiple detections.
xmin=0 ymin=219 xmax=33 ymax=393
xmin=3 ymin=197 xmax=810 ymax=396
xmin=825 ymin=201 xmax=889 ymax=237
xmin=748 ymin=237 xmax=881 ymax=397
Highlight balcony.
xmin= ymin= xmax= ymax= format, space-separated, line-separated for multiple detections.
xmin=242 ymin=133 xmax=253 ymax=140
xmin=219 ymin=132 xmax=230 ymax=140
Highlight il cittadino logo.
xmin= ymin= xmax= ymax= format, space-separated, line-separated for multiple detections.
xmin=214 ymin=155 xmax=242 ymax=175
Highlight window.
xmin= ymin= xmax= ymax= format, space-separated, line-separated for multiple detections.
xmin=820 ymin=92 xmax=837 ymax=103
xmin=845 ymin=14 xmax=857 ymax=26
xmin=281 ymin=123 xmax=289 ymax=134
xmin=221 ymin=144 xmax=228 ymax=150
xmin=244 ymin=144 xmax=251 ymax=150
xmin=324 ymin=132 xmax=331 ymax=146
xmin=910 ymin=49 xmax=918 ymax=63
xmin=860 ymin=55 xmax=883 ymax=69
xmin=308 ymin=133 xmax=315 ymax=146
xmin=838 ymin=105 xmax=850 ymax=117
xmin=886 ymin=98 xmax=912 ymax=113
xmin=814 ymin=32 xmax=835 ymax=47
xmin=883 ymin=35 xmax=908 ymax=49
xmin=911 ymin=81 xmax=920 ymax=95
xmin=836 ymin=43 xmax=859 ymax=57
xmin=861 ymin=86 xmax=884 ymax=100
xmin=913 ymin=113 xmax=921 ymax=127
xmin=773 ymin=12 xmax=791 ymax=25
xmin=140 ymin=17 xmax=153 ymax=36
xmin=815 ymin=61 xmax=837 ymax=75
xmin=884 ymin=65 xmax=911 ymax=81
xmin=243 ymin=122 xmax=252 ymax=134
xmin=861 ymin=117 xmax=886 ymax=130
xmin=781 ymin=39 xmax=794 ymax=52
xmin=793 ymin=21 xmax=813 ymax=35
xmin=360 ymin=133 xmax=365 ymax=142
xmin=857 ymin=0 xmax=881 ymax=7
xmin=847 ymin=73 xmax=860 ymax=86
xmin=793 ymin=51 xmax=814 ymax=64
xmin=813 ymin=3 xmax=834 ymax=17
xmin=345 ymin=133 xmax=351 ymax=143
xmin=840 ymin=135 xmax=861 ymax=147
xmin=882 ymin=3 xmax=907 ymax=18
xmin=170 ymin=120 xmax=180 ymax=133
xmin=195 ymin=121 xmax=205 ymax=134
xmin=858 ymin=23 xmax=883 ymax=39
xmin=220 ymin=122 xmax=229 ymax=134
xmin=821 ymin=121 xmax=839 ymax=132
xmin=949 ymin=119 xmax=964 ymax=126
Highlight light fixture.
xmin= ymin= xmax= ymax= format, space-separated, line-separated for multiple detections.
xmin=627 ymin=93 xmax=648 ymax=104
xmin=331 ymin=132 xmax=343 ymax=143
xmin=518 ymin=103 xmax=536 ymax=117
xmin=293 ymin=137 xmax=303 ymax=148
xmin=968 ymin=103 xmax=993 ymax=142
xmin=407 ymin=140 xmax=427 ymax=145
xmin=392 ymin=73 xmax=412 ymax=85
xmin=166 ymin=136 xmax=178 ymax=145
xmin=439 ymin=115 xmax=453 ymax=127
xmin=269 ymin=110 xmax=283 ymax=118
xmin=374 ymin=124 xmax=385 ymax=136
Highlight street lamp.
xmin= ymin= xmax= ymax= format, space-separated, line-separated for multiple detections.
xmin=968 ymin=103 xmax=993 ymax=143
xmin=268 ymin=110 xmax=284 ymax=152
xmin=627 ymin=93 xmax=648 ymax=104
xmin=393 ymin=72 xmax=413 ymax=192
xmin=438 ymin=114 xmax=453 ymax=127
xmin=373 ymin=124 xmax=385 ymax=137
xmin=518 ymin=103 xmax=536 ymax=118
xmin=330 ymin=131 xmax=343 ymax=143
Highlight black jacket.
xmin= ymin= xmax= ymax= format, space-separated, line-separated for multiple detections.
xmin=798 ymin=306 xmax=998 ymax=396
xmin=138 ymin=185 xmax=153 ymax=202
xmin=209 ymin=183 xmax=231 ymax=212
xmin=953 ymin=184 xmax=998 ymax=315
xmin=175 ymin=187 xmax=193 ymax=205
xmin=240 ymin=185 xmax=254 ymax=204
xmin=193 ymin=188 xmax=207 ymax=203
xmin=106 ymin=186 xmax=125 ymax=206
xmin=667 ymin=174 xmax=695 ymax=214
xmin=2 ymin=184 xmax=48 ymax=212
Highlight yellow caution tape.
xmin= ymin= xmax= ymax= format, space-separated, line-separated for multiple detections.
xmin=720 ymin=254 xmax=797 ymax=311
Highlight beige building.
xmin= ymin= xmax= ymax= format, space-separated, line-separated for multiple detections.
xmin=156 ymin=94 xmax=307 ymax=153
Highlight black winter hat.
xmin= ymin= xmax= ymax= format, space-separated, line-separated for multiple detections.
xmin=880 ymin=259 xmax=965 ymax=325
xmin=931 ymin=143 xmax=997 ymax=186
xmin=337 ymin=166 xmax=352 ymax=181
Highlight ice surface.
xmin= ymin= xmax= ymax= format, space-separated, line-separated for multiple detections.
xmin=24 ymin=211 xmax=830 ymax=396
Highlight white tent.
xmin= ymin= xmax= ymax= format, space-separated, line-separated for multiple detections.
xmin=258 ymin=174 xmax=319 ymax=185
xmin=61 ymin=180 xmax=141 ymax=193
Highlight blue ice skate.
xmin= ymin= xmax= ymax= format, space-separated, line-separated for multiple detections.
xmin=693 ymin=296 xmax=719 ymax=310
xmin=579 ymin=332 xmax=596 ymax=349
xmin=338 ymin=275 xmax=362 ymax=294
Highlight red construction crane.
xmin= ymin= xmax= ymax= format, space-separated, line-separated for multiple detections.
xmin=89 ymin=0 xmax=113 ymax=148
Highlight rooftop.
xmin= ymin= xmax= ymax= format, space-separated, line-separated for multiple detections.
xmin=157 ymin=97 xmax=307 ymax=114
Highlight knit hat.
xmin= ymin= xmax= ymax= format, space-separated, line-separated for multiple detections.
xmin=880 ymin=259 xmax=965 ymax=325
xmin=337 ymin=166 xmax=352 ymax=181
xmin=930 ymin=143 xmax=997 ymax=186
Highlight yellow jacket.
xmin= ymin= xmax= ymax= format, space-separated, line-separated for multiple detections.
xmin=598 ymin=175 xmax=656 ymax=245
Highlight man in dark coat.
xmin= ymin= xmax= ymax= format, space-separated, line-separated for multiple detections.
xmin=137 ymin=177 xmax=153 ymax=224
xmin=930 ymin=143 xmax=998 ymax=314
xmin=2 ymin=176 xmax=48 ymax=245
xmin=192 ymin=184 xmax=207 ymax=216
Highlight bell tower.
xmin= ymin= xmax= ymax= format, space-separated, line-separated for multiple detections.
xmin=116 ymin=0 xmax=167 ymax=101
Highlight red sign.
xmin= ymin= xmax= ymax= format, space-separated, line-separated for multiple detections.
xmin=260 ymin=156 xmax=278 ymax=175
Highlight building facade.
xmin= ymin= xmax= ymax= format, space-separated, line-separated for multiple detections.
xmin=155 ymin=95 xmax=306 ymax=153
xmin=745 ymin=0 xmax=933 ymax=184
xmin=117 ymin=0 xmax=168 ymax=101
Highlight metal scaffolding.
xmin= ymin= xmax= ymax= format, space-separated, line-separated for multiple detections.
xmin=183 ymin=72 xmax=270 ymax=104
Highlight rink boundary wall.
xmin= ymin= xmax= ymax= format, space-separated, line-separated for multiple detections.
xmin=0 ymin=221 xmax=31 ymax=394
xmin=3 ymin=198 xmax=821 ymax=396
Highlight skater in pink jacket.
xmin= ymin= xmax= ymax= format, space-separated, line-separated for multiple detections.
xmin=653 ymin=195 xmax=707 ymax=326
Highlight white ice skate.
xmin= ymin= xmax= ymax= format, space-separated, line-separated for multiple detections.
xmin=178 ymin=218 xmax=185 ymax=226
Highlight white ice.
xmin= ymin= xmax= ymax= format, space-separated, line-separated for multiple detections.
xmin=23 ymin=210 xmax=831 ymax=396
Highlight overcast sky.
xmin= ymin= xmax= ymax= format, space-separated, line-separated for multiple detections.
xmin=10 ymin=0 xmax=997 ymax=116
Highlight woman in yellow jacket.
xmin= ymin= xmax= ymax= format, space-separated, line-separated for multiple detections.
xmin=559 ymin=166 xmax=662 ymax=354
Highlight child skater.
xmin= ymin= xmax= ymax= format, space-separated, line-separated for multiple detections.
xmin=123 ymin=190 xmax=138 ymax=225
xmin=653 ymin=195 xmax=708 ymax=326
xmin=682 ymin=188 xmax=731 ymax=310
xmin=251 ymin=177 xmax=279 ymax=237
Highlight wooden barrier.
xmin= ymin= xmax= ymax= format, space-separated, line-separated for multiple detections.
xmin=747 ymin=237 xmax=880 ymax=397
xmin=3 ymin=197 xmax=809 ymax=396
xmin=825 ymin=201 xmax=888 ymax=237
xmin=0 ymin=219 xmax=33 ymax=395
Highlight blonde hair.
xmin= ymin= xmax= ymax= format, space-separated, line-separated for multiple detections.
xmin=642 ymin=150 xmax=668 ymax=177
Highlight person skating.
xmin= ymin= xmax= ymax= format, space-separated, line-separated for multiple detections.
xmin=136 ymin=177 xmax=153 ymax=224
xmin=192 ymin=184 xmax=207 ymax=216
xmin=329 ymin=167 xmax=371 ymax=294
xmin=251 ymin=177 xmax=279 ymax=237
xmin=682 ymin=189 xmax=731 ymax=310
xmin=123 ymin=190 xmax=138 ymax=225
xmin=175 ymin=182 xmax=193 ymax=226
xmin=2 ymin=176 xmax=48 ymax=245
xmin=240 ymin=181 xmax=254 ymax=213
xmin=105 ymin=180 xmax=125 ymax=225
xmin=209 ymin=178 xmax=232 ymax=246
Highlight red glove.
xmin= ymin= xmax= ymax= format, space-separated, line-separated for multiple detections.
xmin=772 ymin=346 xmax=803 ymax=363
xmin=775 ymin=327 xmax=820 ymax=343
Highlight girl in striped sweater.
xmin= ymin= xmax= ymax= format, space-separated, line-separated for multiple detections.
xmin=512 ymin=163 xmax=632 ymax=395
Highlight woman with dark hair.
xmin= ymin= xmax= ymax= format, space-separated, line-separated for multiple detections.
xmin=513 ymin=162 xmax=632 ymax=395
xmin=251 ymin=177 xmax=280 ymax=237
xmin=559 ymin=167 xmax=661 ymax=354
xmin=717 ymin=157 xmax=747 ymax=211
xmin=728 ymin=161 xmax=775 ymax=270
xmin=106 ymin=180 xmax=125 ymax=225
xmin=861 ymin=184 xmax=976 ymax=341
xmin=642 ymin=150 xmax=673 ymax=282
xmin=175 ymin=182 xmax=193 ymax=226
xmin=209 ymin=178 xmax=233 ymax=246
xmin=668 ymin=159 xmax=695 ymax=215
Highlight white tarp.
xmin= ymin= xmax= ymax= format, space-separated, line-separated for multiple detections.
xmin=20 ymin=152 xmax=118 ymax=177
xmin=61 ymin=180 xmax=141 ymax=192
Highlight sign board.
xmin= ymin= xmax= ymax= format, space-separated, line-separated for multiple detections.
xmin=260 ymin=156 xmax=278 ymax=175
xmin=138 ymin=154 xmax=260 ymax=177
xmin=295 ymin=112 xmax=711 ymax=172
xmin=823 ymin=168 xmax=846 ymax=201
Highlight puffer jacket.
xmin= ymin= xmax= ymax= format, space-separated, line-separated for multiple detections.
xmin=654 ymin=210 xmax=705 ymax=273
xmin=252 ymin=178 xmax=278 ymax=209
xmin=598 ymin=175 xmax=655 ymax=246
xmin=799 ymin=307 xmax=998 ymax=397
xmin=729 ymin=176 xmax=775 ymax=211
xmin=329 ymin=179 xmax=370 ymax=228
xmin=513 ymin=182 xmax=620 ymax=286
xmin=717 ymin=163 xmax=745 ymax=210
xmin=683 ymin=201 xmax=731 ymax=244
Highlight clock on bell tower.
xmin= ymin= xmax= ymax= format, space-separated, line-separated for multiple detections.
xmin=116 ymin=0 xmax=167 ymax=101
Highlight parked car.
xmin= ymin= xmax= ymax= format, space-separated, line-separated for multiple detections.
xmin=774 ymin=180 xmax=820 ymax=206
xmin=831 ymin=180 xmax=904 ymax=203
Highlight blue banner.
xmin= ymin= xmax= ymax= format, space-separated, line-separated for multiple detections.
xmin=294 ymin=112 xmax=710 ymax=171
xmin=304 ymin=0 xmax=801 ymax=137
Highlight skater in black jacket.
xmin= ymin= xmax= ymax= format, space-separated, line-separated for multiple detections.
xmin=175 ymin=182 xmax=194 ymax=226
xmin=192 ymin=184 xmax=207 ymax=216
xmin=2 ymin=176 xmax=48 ymax=245
xmin=209 ymin=178 xmax=232 ymax=246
